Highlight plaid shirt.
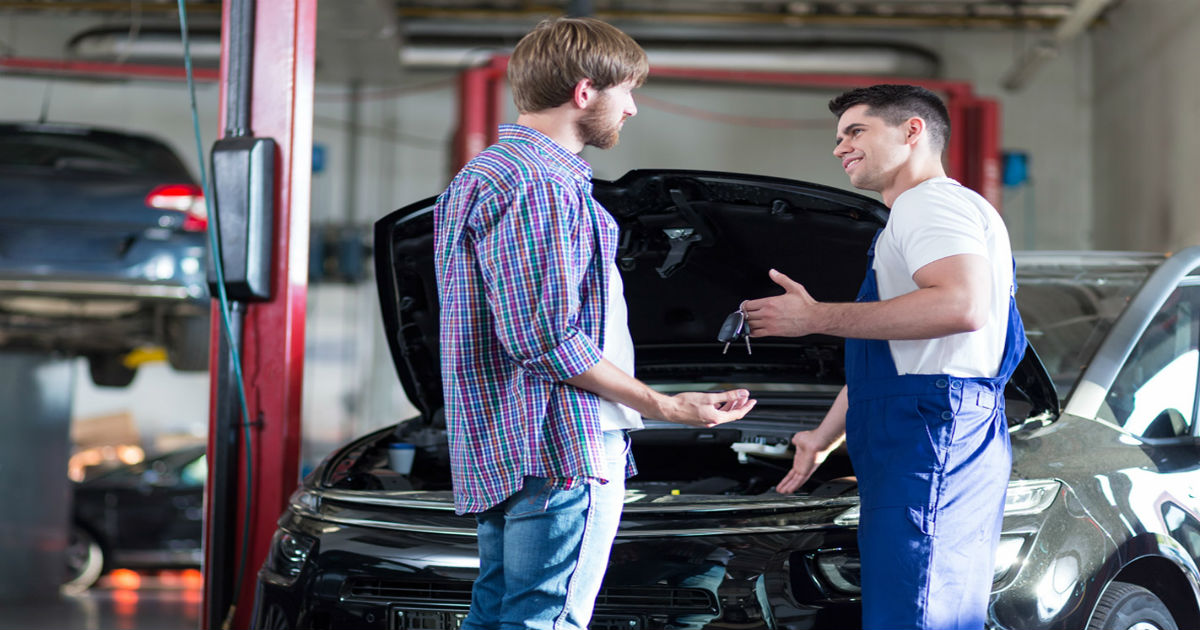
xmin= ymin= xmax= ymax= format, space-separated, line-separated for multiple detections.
xmin=434 ymin=124 xmax=636 ymax=514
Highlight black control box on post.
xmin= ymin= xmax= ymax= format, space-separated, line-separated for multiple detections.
xmin=207 ymin=136 xmax=276 ymax=301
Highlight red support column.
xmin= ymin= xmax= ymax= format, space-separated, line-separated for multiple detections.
xmin=203 ymin=1 xmax=315 ymax=629
xmin=962 ymin=97 xmax=1003 ymax=212
xmin=452 ymin=66 xmax=491 ymax=171
xmin=452 ymin=56 xmax=508 ymax=170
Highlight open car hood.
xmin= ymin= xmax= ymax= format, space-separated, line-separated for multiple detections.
xmin=374 ymin=169 xmax=1058 ymax=419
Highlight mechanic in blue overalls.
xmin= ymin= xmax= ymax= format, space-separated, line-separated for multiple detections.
xmin=743 ymin=84 xmax=1027 ymax=630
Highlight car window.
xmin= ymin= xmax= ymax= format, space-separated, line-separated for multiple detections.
xmin=1100 ymin=281 xmax=1200 ymax=438
xmin=0 ymin=130 xmax=192 ymax=179
xmin=1015 ymin=256 xmax=1154 ymax=401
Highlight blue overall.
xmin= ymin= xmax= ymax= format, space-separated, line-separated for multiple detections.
xmin=844 ymin=232 xmax=1027 ymax=630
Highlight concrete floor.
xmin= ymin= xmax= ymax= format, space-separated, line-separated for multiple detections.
xmin=0 ymin=572 xmax=201 ymax=630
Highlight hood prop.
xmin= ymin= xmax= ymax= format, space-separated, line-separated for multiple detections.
xmin=656 ymin=189 xmax=715 ymax=279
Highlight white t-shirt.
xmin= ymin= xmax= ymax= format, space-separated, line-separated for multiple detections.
xmin=872 ymin=177 xmax=1014 ymax=378
xmin=598 ymin=261 xmax=644 ymax=430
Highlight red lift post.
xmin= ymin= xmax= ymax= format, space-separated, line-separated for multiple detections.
xmin=203 ymin=1 xmax=316 ymax=629
xmin=453 ymin=58 xmax=1003 ymax=210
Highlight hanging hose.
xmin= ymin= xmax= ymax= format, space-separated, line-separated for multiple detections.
xmin=175 ymin=2 xmax=256 ymax=628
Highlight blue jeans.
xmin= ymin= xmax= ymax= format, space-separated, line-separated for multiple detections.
xmin=462 ymin=430 xmax=629 ymax=630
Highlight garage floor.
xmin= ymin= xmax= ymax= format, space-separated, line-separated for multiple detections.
xmin=0 ymin=572 xmax=200 ymax=630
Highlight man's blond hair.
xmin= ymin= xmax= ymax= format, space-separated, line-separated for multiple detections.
xmin=508 ymin=17 xmax=649 ymax=114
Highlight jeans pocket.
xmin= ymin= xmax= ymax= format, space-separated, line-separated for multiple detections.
xmin=505 ymin=477 xmax=555 ymax=517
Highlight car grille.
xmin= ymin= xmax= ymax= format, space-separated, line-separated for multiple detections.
xmin=345 ymin=578 xmax=717 ymax=613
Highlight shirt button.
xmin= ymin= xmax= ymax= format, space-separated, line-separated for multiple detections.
xmin=935 ymin=378 xmax=948 ymax=388
xmin=951 ymin=381 xmax=963 ymax=390
xmin=941 ymin=411 xmax=954 ymax=420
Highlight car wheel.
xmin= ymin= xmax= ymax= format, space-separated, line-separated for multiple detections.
xmin=88 ymin=353 xmax=137 ymax=388
xmin=63 ymin=525 xmax=104 ymax=593
xmin=165 ymin=313 xmax=210 ymax=371
xmin=1087 ymin=581 xmax=1178 ymax=630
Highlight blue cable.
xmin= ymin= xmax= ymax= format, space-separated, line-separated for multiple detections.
xmin=176 ymin=2 xmax=256 ymax=628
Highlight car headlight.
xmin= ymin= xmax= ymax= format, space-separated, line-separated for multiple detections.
xmin=1002 ymin=479 xmax=1060 ymax=516
xmin=832 ymin=479 xmax=1061 ymax=526
xmin=261 ymin=530 xmax=316 ymax=587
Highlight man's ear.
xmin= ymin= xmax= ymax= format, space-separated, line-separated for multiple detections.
xmin=572 ymin=78 xmax=596 ymax=109
xmin=905 ymin=116 xmax=926 ymax=146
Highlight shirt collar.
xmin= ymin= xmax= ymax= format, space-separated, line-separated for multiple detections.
xmin=499 ymin=124 xmax=593 ymax=182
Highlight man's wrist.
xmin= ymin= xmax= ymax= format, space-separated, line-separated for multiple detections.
xmin=644 ymin=390 xmax=675 ymax=423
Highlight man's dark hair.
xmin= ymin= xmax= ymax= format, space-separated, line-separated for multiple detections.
xmin=829 ymin=84 xmax=950 ymax=152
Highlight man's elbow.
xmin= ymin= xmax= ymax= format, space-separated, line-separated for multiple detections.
xmin=948 ymin=300 xmax=989 ymax=333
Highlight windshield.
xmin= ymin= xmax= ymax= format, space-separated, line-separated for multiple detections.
xmin=1015 ymin=252 xmax=1159 ymax=400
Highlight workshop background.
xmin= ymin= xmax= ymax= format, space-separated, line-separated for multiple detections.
xmin=1 ymin=1 xmax=1198 ymax=629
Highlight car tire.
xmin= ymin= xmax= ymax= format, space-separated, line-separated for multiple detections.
xmin=165 ymin=313 xmax=210 ymax=372
xmin=88 ymin=353 xmax=137 ymax=388
xmin=1087 ymin=581 xmax=1178 ymax=630
xmin=63 ymin=525 xmax=105 ymax=594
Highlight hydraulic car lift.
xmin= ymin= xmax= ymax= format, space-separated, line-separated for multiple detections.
xmin=202 ymin=2 xmax=315 ymax=629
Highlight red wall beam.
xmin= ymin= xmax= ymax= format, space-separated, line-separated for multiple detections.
xmin=0 ymin=56 xmax=219 ymax=82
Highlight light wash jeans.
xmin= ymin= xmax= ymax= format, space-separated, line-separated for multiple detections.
xmin=461 ymin=430 xmax=629 ymax=630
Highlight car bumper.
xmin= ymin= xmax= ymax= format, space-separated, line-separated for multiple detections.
xmin=252 ymin=488 xmax=866 ymax=630
xmin=0 ymin=233 xmax=208 ymax=303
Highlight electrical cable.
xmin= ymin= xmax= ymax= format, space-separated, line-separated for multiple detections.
xmin=175 ymin=2 xmax=256 ymax=628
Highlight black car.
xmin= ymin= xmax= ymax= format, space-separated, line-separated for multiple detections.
xmin=65 ymin=445 xmax=206 ymax=591
xmin=0 ymin=122 xmax=210 ymax=387
xmin=253 ymin=170 xmax=1200 ymax=630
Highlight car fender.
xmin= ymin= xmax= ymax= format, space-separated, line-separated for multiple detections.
xmin=1084 ymin=531 xmax=1200 ymax=629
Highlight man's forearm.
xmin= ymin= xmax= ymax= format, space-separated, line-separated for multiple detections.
xmin=811 ymin=386 xmax=848 ymax=448
xmin=812 ymin=287 xmax=983 ymax=340
xmin=566 ymin=358 xmax=669 ymax=420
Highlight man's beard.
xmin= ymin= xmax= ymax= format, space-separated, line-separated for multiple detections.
xmin=577 ymin=97 xmax=621 ymax=150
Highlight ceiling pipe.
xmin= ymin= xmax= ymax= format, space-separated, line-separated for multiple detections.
xmin=1001 ymin=0 xmax=1116 ymax=91
xmin=400 ymin=43 xmax=940 ymax=77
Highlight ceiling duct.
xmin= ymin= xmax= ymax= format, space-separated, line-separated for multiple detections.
xmin=1001 ymin=0 xmax=1117 ymax=91
xmin=67 ymin=27 xmax=221 ymax=66
xmin=402 ymin=42 xmax=940 ymax=77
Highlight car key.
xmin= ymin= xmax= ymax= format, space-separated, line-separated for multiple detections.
xmin=717 ymin=309 xmax=752 ymax=354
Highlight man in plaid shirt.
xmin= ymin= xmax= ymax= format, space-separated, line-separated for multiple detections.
xmin=433 ymin=17 xmax=756 ymax=630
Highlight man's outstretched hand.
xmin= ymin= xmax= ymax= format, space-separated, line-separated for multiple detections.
xmin=742 ymin=269 xmax=823 ymax=339
xmin=776 ymin=430 xmax=839 ymax=494
xmin=660 ymin=389 xmax=756 ymax=428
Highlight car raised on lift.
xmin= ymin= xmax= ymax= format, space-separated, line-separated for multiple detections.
xmin=0 ymin=122 xmax=210 ymax=386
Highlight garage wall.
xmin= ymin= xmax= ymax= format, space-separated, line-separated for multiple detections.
xmin=0 ymin=11 xmax=1100 ymax=462
xmin=321 ymin=28 xmax=1095 ymax=253
xmin=1092 ymin=1 xmax=1200 ymax=252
